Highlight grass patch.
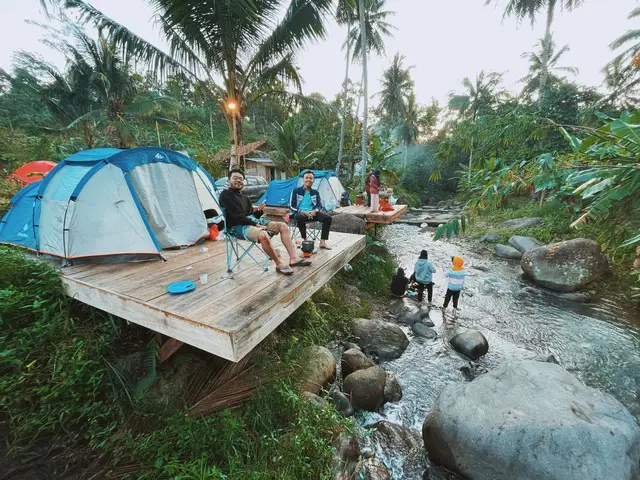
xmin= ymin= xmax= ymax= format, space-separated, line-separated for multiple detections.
xmin=1 ymin=243 xmax=392 ymax=478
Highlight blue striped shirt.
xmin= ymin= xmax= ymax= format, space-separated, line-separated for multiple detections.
xmin=446 ymin=268 xmax=465 ymax=291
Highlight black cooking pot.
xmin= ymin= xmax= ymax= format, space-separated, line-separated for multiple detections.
xmin=301 ymin=240 xmax=315 ymax=254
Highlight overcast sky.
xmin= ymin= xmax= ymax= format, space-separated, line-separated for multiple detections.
xmin=0 ymin=0 xmax=636 ymax=107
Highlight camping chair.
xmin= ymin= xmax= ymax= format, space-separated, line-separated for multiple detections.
xmin=288 ymin=212 xmax=321 ymax=243
xmin=223 ymin=210 xmax=270 ymax=273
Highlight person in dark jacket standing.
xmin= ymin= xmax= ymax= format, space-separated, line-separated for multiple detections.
xmin=220 ymin=168 xmax=310 ymax=275
xmin=289 ymin=170 xmax=333 ymax=250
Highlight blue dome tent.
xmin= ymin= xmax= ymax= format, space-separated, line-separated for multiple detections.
xmin=0 ymin=147 xmax=219 ymax=261
xmin=257 ymin=170 xmax=345 ymax=211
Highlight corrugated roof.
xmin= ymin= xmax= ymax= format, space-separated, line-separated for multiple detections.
xmin=237 ymin=140 xmax=267 ymax=158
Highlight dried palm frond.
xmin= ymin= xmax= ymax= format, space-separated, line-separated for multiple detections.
xmin=186 ymin=355 xmax=270 ymax=418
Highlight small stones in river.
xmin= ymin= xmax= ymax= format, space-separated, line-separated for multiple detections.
xmin=412 ymin=323 xmax=438 ymax=339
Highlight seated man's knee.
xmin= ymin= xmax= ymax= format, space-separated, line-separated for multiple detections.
xmin=273 ymin=221 xmax=287 ymax=233
xmin=258 ymin=231 xmax=270 ymax=244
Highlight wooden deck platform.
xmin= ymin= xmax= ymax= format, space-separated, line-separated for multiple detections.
xmin=333 ymin=204 xmax=408 ymax=225
xmin=57 ymin=232 xmax=365 ymax=362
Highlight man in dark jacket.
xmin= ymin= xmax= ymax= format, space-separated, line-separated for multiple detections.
xmin=220 ymin=168 xmax=310 ymax=275
xmin=289 ymin=170 xmax=333 ymax=250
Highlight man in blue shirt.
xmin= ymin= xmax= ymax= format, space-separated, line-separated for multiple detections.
xmin=289 ymin=171 xmax=333 ymax=249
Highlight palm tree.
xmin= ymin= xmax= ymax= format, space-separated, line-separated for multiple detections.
xmin=12 ymin=50 xmax=98 ymax=146
xmin=611 ymin=7 xmax=640 ymax=66
xmin=520 ymin=36 xmax=578 ymax=98
xmin=606 ymin=7 xmax=640 ymax=105
xmin=267 ymin=118 xmax=316 ymax=177
xmin=335 ymin=0 xmax=356 ymax=176
xmin=486 ymin=0 xmax=584 ymax=97
xmin=448 ymin=71 xmax=504 ymax=180
xmin=602 ymin=57 xmax=639 ymax=109
xmin=20 ymin=23 xmax=178 ymax=148
xmin=377 ymin=53 xmax=414 ymax=127
xmin=393 ymin=91 xmax=420 ymax=168
xmin=57 ymin=0 xmax=333 ymax=167
xmin=341 ymin=0 xmax=395 ymax=186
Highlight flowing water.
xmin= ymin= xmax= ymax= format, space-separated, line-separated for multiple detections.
xmin=356 ymin=223 xmax=640 ymax=478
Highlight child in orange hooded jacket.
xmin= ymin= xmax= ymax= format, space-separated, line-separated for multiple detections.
xmin=442 ymin=256 xmax=465 ymax=316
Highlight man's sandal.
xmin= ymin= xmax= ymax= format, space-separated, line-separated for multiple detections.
xmin=290 ymin=259 xmax=312 ymax=267
xmin=276 ymin=265 xmax=294 ymax=275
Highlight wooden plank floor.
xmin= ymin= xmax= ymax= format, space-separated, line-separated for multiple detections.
xmin=333 ymin=204 xmax=408 ymax=225
xmin=58 ymin=232 xmax=365 ymax=362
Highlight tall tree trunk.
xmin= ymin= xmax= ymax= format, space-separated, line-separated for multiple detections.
xmin=358 ymin=0 xmax=368 ymax=190
xmin=336 ymin=17 xmax=352 ymax=176
xmin=539 ymin=0 xmax=556 ymax=102
xmin=352 ymin=69 xmax=364 ymax=142
xmin=83 ymin=123 xmax=94 ymax=149
xmin=403 ymin=141 xmax=408 ymax=168
xmin=468 ymin=137 xmax=474 ymax=182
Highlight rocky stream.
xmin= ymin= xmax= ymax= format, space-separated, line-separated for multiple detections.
xmin=319 ymin=219 xmax=640 ymax=480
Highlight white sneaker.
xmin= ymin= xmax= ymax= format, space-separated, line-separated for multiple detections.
xmin=453 ymin=308 xmax=458 ymax=317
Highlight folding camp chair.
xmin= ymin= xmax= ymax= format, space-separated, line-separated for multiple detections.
xmin=288 ymin=212 xmax=321 ymax=242
xmin=223 ymin=210 xmax=270 ymax=273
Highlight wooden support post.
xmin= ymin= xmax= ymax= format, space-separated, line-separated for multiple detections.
xmin=159 ymin=338 xmax=184 ymax=364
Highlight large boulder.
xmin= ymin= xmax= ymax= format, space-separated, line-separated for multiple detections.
xmin=301 ymin=346 xmax=336 ymax=394
xmin=342 ymin=284 xmax=363 ymax=311
xmin=502 ymin=216 xmax=542 ymax=229
xmin=389 ymin=297 xmax=415 ymax=316
xmin=341 ymin=348 xmax=374 ymax=377
xmin=422 ymin=361 xmax=640 ymax=480
xmin=495 ymin=244 xmax=523 ymax=260
xmin=330 ymin=213 xmax=367 ymax=235
xmin=521 ymin=238 xmax=608 ymax=292
xmin=343 ymin=365 xmax=387 ymax=411
xmin=449 ymin=330 xmax=489 ymax=360
xmin=508 ymin=235 xmax=542 ymax=253
xmin=398 ymin=308 xmax=421 ymax=326
xmin=352 ymin=318 xmax=409 ymax=361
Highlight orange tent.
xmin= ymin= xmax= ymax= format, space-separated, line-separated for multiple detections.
xmin=11 ymin=161 xmax=57 ymax=184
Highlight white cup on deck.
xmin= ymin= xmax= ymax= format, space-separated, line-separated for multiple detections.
xmin=199 ymin=274 xmax=208 ymax=285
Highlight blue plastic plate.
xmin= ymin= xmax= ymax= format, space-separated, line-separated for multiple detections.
xmin=167 ymin=280 xmax=196 ymax=294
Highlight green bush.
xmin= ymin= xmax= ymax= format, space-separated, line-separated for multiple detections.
xmin=0 ymin=248 xmax=121 ymax=454
xmin=336 ymin=242 xmax=397 ymax=298
xmin=0 ymin=245 xmax=357 ymax=478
